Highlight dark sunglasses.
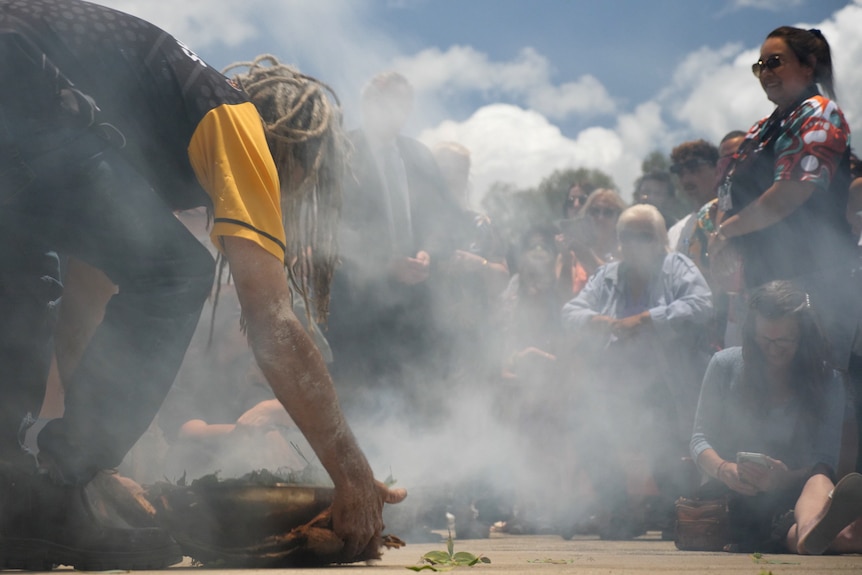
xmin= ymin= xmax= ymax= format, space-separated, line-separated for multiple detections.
xmin=670 ymin=158 xmax=713 ymax=176
xmin=588 ymin=207 xmax=619 ymax=218
xmin=751 ymin=54 xmax=783 ymax=77
xmin=565 ymin=195 xmax=588 ymax=207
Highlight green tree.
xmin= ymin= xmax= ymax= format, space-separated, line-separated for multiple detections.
xmin=641 ymin=149 xmax=670 ymax=174
xmin=480 ymin=167 xmax=616 ymax=255
xmin=535 ymin=167 xmax=616 ymax=222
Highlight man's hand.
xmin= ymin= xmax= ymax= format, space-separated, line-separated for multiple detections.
xmin=391 ymin=250 xmax=431 ymax=284
xmin=611 ymin=311 xmax=652 ymax=339
xmin=331 ymin=479 xmax=408 ymax=558
xmin=707 ymin=229 xmax=729 ymax=259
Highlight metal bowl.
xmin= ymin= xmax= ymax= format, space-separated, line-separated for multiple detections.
xmin=151 ymin=483 xmax=334 ymax=551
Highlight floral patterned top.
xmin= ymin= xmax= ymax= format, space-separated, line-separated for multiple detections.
xmin=717 ymin=89 xmax=852 ymax=289
xmin=755 ymin=94 xmax=848 ymax=190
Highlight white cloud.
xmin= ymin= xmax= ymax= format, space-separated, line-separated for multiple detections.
xmin=727 ymin=0 xmax=804 ymax=11
xmin=420 ymin=101 xmax=667 ymax=203
xmin=393 ymin=46 xmax=616 ymax=121
xmin=816 ymin=0 xmax=862 ymax=129
xmin=663 ymin=44 xmax=773 ymax=141
xmin=420 ymin=104 xmax=579 ymax=200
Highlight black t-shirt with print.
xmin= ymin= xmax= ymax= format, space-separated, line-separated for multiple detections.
xmin=0 ymin=0 xmax=248 ymax=209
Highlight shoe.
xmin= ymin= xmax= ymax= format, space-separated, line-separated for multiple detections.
xmin=799 ymin=472 xmax=862 ymax=555
xmin=0 ymin=461 xmax=182 ymax=570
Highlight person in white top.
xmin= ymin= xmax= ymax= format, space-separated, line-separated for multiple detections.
xmin=668 ymin=139 xmax=720 ymax=252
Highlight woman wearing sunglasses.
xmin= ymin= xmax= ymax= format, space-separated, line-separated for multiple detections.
xmin=576 ymin=188 xmax=626 ymax=269
xmin=709 ymin=26 xmax=855 ymax=370
xmin=555 ymin=188 xmax=626 ymax=302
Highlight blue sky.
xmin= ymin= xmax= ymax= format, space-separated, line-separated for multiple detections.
xmin=97 ymin=0 xmax=860 ymax=200
xmin=362 ymin=0 xmax=850 ymax=131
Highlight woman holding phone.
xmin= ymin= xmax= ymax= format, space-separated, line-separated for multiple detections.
xmin=690 ymin=280 xmax=862 ymax=554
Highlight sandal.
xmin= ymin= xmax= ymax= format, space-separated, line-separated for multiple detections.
xmin=799 ymin=473 xmax=862 ymax=555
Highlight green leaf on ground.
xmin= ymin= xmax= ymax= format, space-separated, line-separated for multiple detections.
xmin=407 ymin=531 xmax=490 ymax=571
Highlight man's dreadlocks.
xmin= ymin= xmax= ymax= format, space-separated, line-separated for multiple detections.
xmin=222 ymin=55 xmax=346 ymax=325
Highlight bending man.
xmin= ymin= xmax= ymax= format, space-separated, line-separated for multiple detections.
xmin=0 ymin=0 xmax=402 ymax=570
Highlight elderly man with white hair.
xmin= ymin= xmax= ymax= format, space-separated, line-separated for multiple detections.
xmin=561 ymin=203 xmax=713 ymax=539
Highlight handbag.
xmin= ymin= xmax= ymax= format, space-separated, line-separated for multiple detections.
xmin=674 ymin=495 xmax=730 ymax=551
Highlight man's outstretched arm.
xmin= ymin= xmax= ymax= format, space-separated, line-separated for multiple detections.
xmin=222 ymin=236 xmax=405 ymax=558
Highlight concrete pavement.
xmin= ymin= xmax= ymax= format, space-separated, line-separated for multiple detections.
xmin=43 ymin=532 xmax=862 ymax=574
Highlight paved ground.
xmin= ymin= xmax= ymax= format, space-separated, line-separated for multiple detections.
xmin=45 ymin=532 xmax=862 ymax=574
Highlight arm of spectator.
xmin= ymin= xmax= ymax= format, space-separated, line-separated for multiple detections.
xmin=690 ymin=350 xmax=732 ymax=465
xmin=561 ymin=266 xmax=608 ymax=333
xmin=483 ymin=257 xmax=510 ymax=297
xmin=235 ymin=398 xmax=296 ymax=432
xmin=716 ymin=180 xmax=815 ymax=242
xmin=451 ymin=249 xmax=509 ymax=289
xmin=178 ymin=419 xmax=237 ymax=440
xmin=503 ymin=346 xmax=556 ymax=378
xmin=647 ymin=254 xmax=713 ymax=339
xmin=390 ymin=250 xmax=431 ymax=285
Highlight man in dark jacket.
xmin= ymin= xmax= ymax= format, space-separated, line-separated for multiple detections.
xmin=328 ymin=72 xmax=458 ymax=422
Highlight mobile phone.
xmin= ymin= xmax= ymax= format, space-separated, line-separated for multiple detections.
xmin=736 ymin=451 xmax=770 ymax=467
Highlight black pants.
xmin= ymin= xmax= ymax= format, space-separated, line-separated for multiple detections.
xmin=0 ymin=132 xmax=214 ymax=484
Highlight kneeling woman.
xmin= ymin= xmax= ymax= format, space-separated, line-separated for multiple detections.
xmin=691 ymin=280 xmax=862 ymax=554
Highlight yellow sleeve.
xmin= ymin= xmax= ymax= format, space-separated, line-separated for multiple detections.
xmin=188 ymin=102 xmax=286 ymax=263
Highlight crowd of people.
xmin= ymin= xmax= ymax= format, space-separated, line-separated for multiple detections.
xmin=0 ymin=0 xmax=861 ymax=569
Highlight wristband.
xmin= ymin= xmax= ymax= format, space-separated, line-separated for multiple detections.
xmin=716 ymin=461 xmax=728 ymax=479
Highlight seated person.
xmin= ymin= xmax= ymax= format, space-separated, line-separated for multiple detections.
xmin=495 ymin=225 xmax=572 ymax=533
xmin=562 ymin=204 xmax=713 ymax=538
xmin=499 ymin=225 xmax=562 ymax=384
xmin=691 ymin=280 xmax=862 ymax=554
